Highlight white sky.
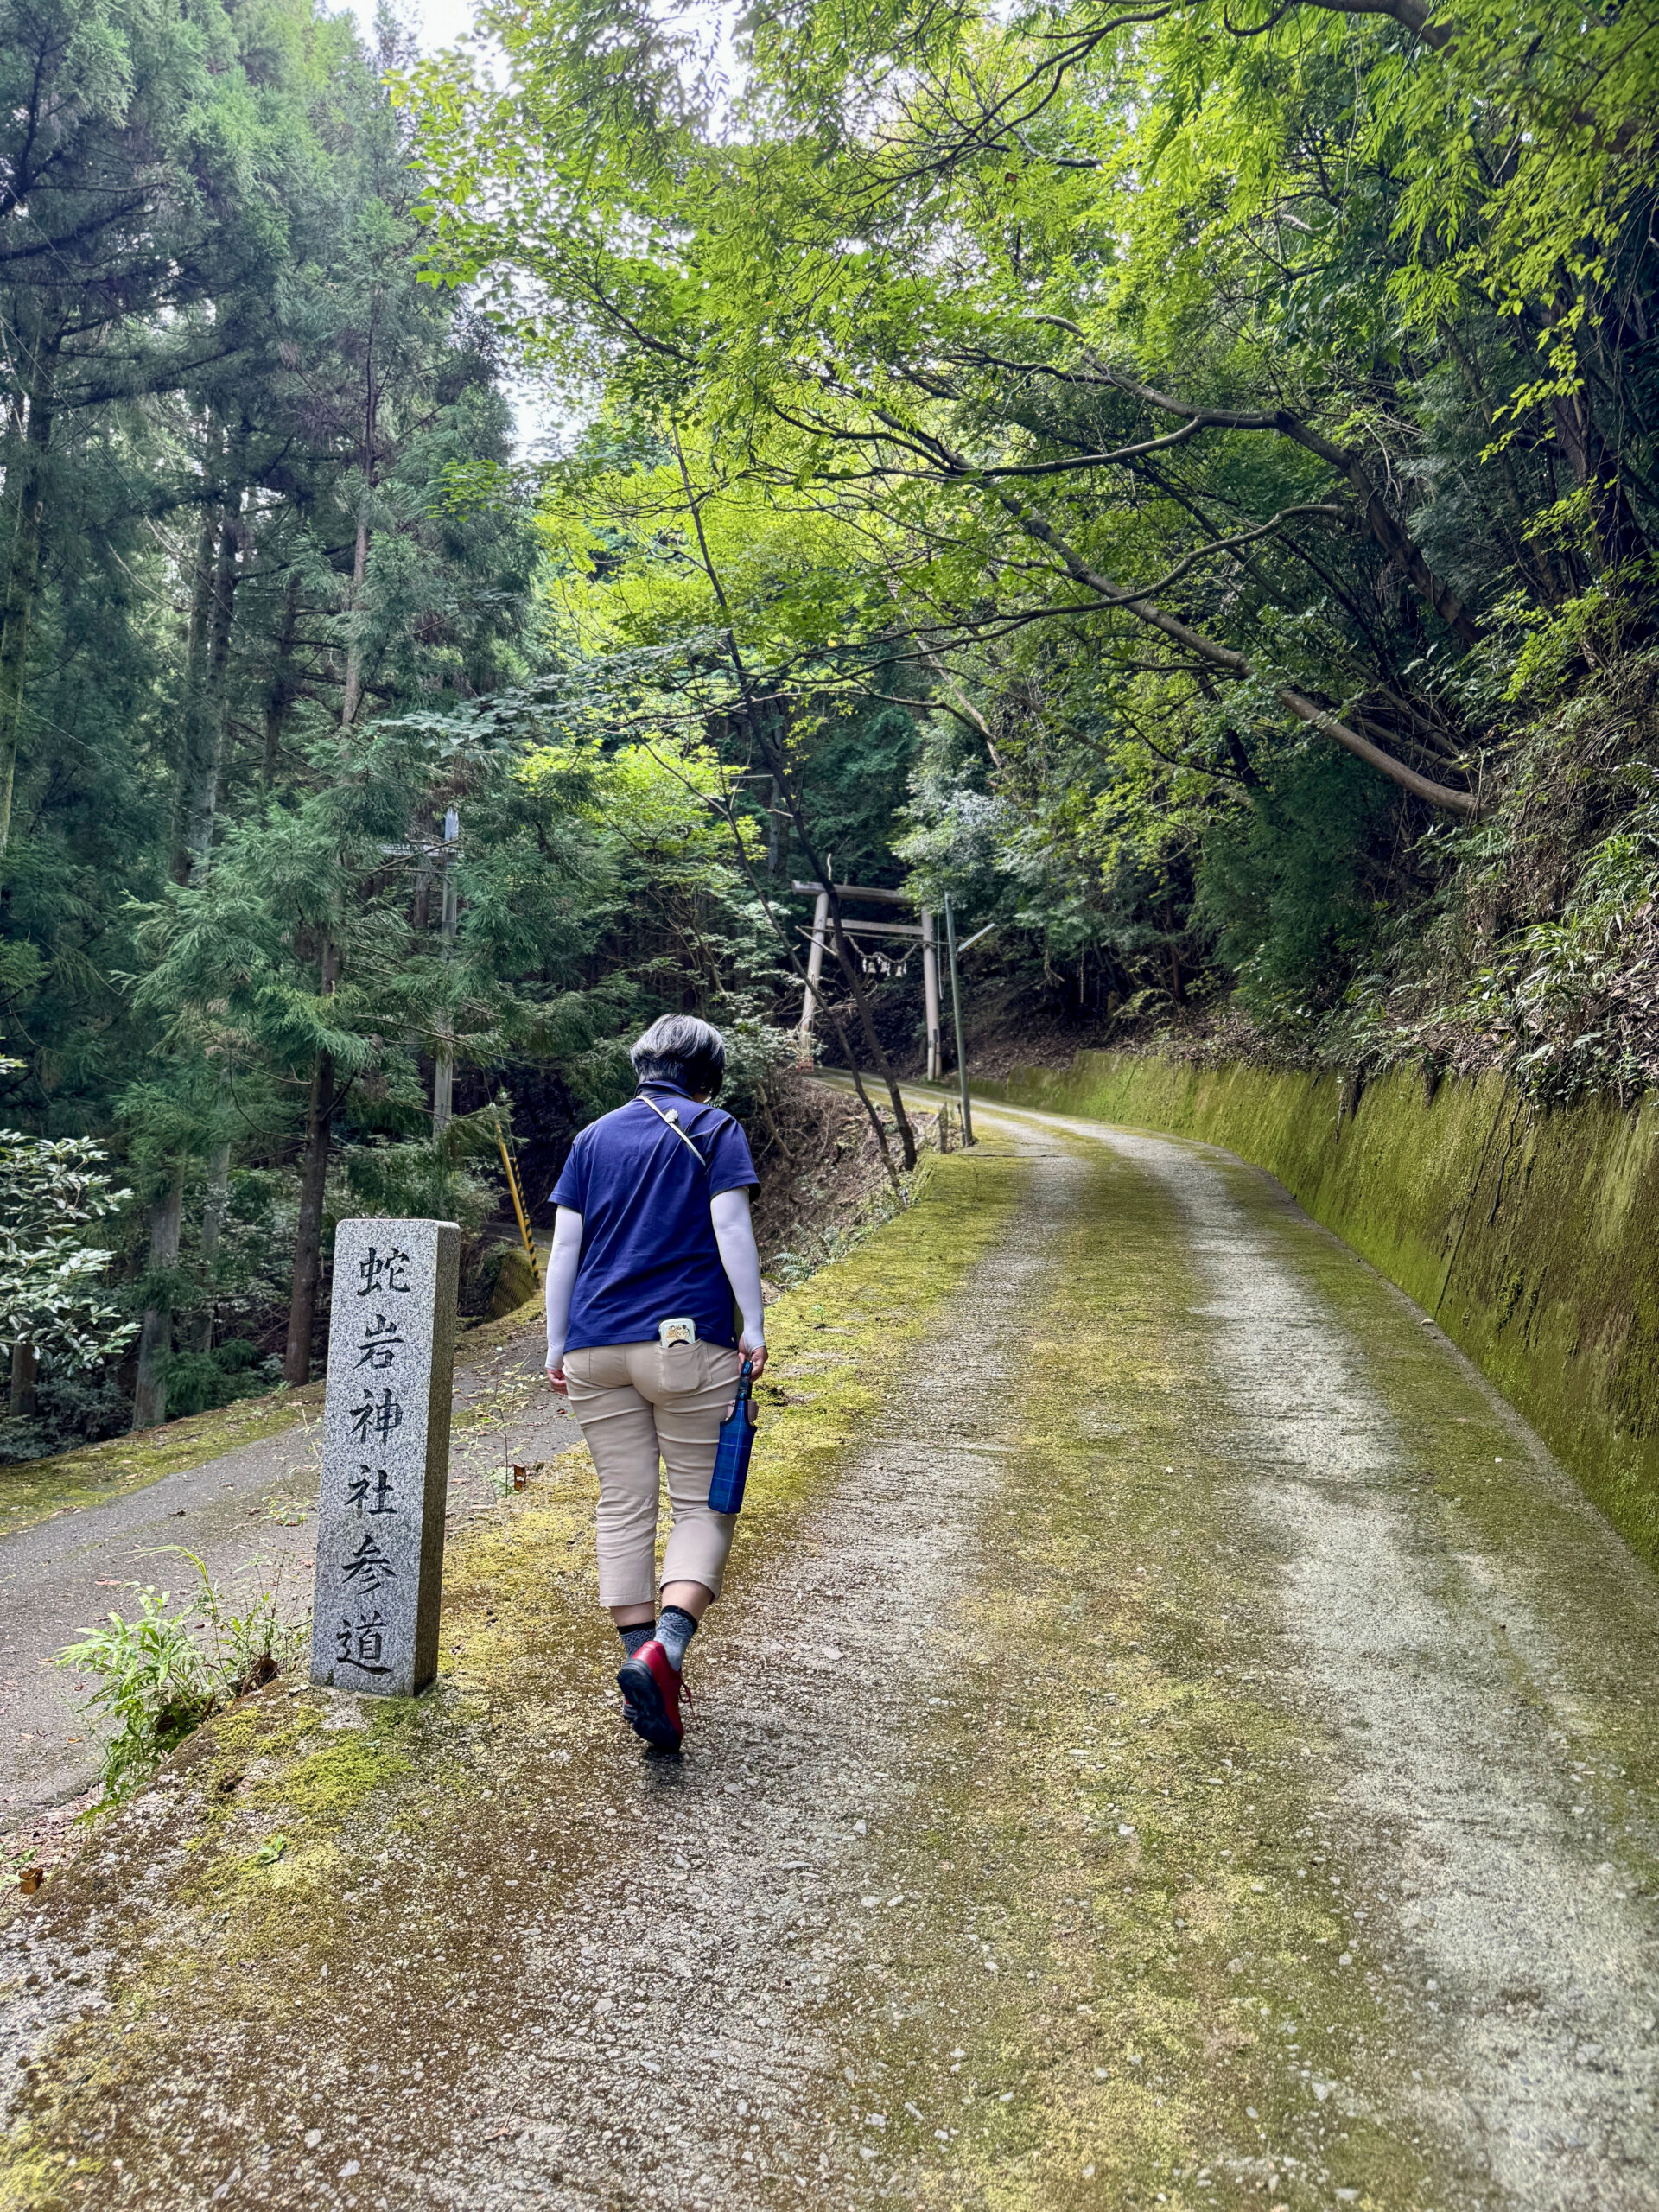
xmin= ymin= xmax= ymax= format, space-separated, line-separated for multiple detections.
xmin=345 ymin=0 xmax=479 ymax=54
xmin=337 ymin=0 xmax=739 ymax=452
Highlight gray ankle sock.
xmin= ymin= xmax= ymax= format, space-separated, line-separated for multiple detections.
xmin=619 ymin=1620 xmax=656 ymax=1661
xmin=655 ymin=1605 xmax=698 ymax=1672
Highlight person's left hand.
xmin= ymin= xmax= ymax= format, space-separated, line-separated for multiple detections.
xmin=545 ymin=1362 xmax=568 ymax=1396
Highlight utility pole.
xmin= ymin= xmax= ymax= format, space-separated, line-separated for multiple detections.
xmin=432 ymin=806 xmax=459 ymax=1134
xmin=944 ymin=893 xmax=975 ymax=1147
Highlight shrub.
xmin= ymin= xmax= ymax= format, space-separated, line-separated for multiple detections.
xmin=55 ymin=1551 xmax=308 ymax=1806
xmin=162 ymin=1338 xmax=275 ymax=1419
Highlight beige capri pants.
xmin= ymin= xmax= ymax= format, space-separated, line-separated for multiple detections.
xmin=563 ymin=1338 xmax=743 ymax=1608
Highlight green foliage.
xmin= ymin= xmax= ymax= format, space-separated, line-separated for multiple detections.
xmin=340 ymin=1109 xmax=503 ymax=1235
xmin=1452 ymin=787 xmax=1659 ymax=1103
xmin=395 ymin=0 xmax=1659 ymax=1064
xmin=163 ymin=1339 xmax=272 ymax=1421
xmin=10 ymin=0 xmax=1659 ymax=1461
xmin=0 ymin=1132 xmax=133 ymax=1369
xmin=55 ymin=1586 xmax=213 ymax=1804
xmin=1198 ymin=752 xmax=1400 ymax=1020
xmin=55 ymin=1550 xmax=307 ymax=1805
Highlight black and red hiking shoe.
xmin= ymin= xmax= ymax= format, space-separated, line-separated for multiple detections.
xmin=616 ymin=1638 xmax=685 ymax=1751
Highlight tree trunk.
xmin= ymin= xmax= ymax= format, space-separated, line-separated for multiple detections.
xmin=170 ymin=497 xmax=219 ymax=882
xmin=1549 ymin=391 xmax=1649 ymax=574
xmin=131 ymin=1166 xmax=186 ymax=1431
xmin=283 ymin=1049 xmax=335 ymax=1385
xmin=182 ymin=493 xmax=242 ymax=883
xmin=264 ymin=569 xmax=301 ymax=785
xmin=340 ymin=507 xmax=371 ymax=728
xmin=0 ymin=312 xmax=60 ymax=861
xmin=9 ymin=1342 xmax=38 ymax=1420
xmin=1539 ymin=299 xmax=1650 ymax=575
xmin=432 ymin=837 xmax=459 ymax=1132
xmin=186 ymin=1138 xmax=232 ymax=1355
xmin=340 ymin=369 xmax=378 ymax=730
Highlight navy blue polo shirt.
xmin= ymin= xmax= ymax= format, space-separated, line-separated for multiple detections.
xmin=550 ymin=1082 xmax=760 ymax=1351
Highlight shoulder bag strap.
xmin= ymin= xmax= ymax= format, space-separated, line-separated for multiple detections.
xmin=637 ymin=1092 xmax=710 ymax=1169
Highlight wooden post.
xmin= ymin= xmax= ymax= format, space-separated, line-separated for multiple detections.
xmin=944 ymin=894 xmax=974 ymax=1147
xmin=796 ymin=887 xmax=830 ymax=1066
xmin=921 ymin=907 xmax=941 ymax=1083
xmin=493 ymin=1112 xmax=540 ymax=1285
xmin=432 ymin=808 xmax=459 ymax=1133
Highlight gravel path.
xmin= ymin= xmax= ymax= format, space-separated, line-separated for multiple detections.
xmin=396 ymin=1135 xmax=1084 ymax=2210
xmin=1099 ymin=1119 xmax=1659 ymax=2209
xmin=4 ymin=1103 xmax=1658 ymax=2212
xmin=365 ymin=1109 xmax=1659 ymax=2210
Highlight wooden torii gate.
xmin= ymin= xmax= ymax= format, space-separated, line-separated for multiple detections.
xmin=793 ymin=880 xmax=942 ymax=1080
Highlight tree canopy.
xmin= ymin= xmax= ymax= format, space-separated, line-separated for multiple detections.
xmin=4 ymin=0 xmax=1657 ymax=1459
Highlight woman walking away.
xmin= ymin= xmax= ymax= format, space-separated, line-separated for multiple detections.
xmin=544 ymin=1014 xmax=768 ymax=1751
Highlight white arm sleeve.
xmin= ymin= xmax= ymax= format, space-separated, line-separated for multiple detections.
xmin=544 ymin=1205 xmax=584 ymax=1368
xmin=710 ymin=1185 xmax=766 ymax=1347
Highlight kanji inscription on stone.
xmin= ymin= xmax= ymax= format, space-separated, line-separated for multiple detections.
xmin=308 ymin=1217 xmax=460 ymax=1698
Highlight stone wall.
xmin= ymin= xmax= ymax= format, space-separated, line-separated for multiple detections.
xmin=487 ymin=1243 xmax=543 ymax=1321
xmin=986 ymin=1052 xmax=1659 ymax=1564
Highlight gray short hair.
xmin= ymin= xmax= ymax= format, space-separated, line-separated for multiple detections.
xmin=630 ymin=1014 xmax=727 ymax=1097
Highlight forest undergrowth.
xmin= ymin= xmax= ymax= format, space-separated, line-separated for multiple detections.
xmin=933 ymin=631 xmax=1659 ymax=1116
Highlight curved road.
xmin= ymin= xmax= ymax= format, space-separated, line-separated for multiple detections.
xmin=0 ymin=1325 xmax=574 ymax=1833
xmin=3 ymin=1098 xmax=1657 ymax=2212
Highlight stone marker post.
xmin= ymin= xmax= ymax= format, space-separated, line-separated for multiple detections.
xmin=308 ymin=1217 xmax=460 ymax=1698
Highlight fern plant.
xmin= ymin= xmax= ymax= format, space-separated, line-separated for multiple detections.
xmin=56 ymin=1551 xmax=308 ymax=1806
xmin=55 ymin=1587 xmax=215 ymax=1804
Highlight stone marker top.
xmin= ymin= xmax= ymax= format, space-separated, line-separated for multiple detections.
xmin=323 ymin=1218 xmax=458 ymax=1434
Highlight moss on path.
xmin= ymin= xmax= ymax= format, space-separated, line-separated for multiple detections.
xmin=4 ymin=1115 xmax=1658 ymax=2212
xmin=0 ymin=1142 xmax=1024 ymax=2208
xmin=0 ymin=1393 xmax=326 ymax=1545
xmin=992 ymin=1048 xmax=1659 ymax=1567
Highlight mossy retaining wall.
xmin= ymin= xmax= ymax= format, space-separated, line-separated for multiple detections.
xmin=985 ymin=1052 xmax=1659 ymax=1564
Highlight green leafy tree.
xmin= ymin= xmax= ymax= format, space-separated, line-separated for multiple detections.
xmin=400 ymin=0 xmax=1658 ymax=1049
xmin=0 ymin=1125 xmax=131 ymax=1419
xmin=0 ymin=0 xmax=322 ymax=857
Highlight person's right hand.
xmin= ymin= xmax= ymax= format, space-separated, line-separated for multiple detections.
xmin=740 ymin=1332 xmax=767 ymax=1381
